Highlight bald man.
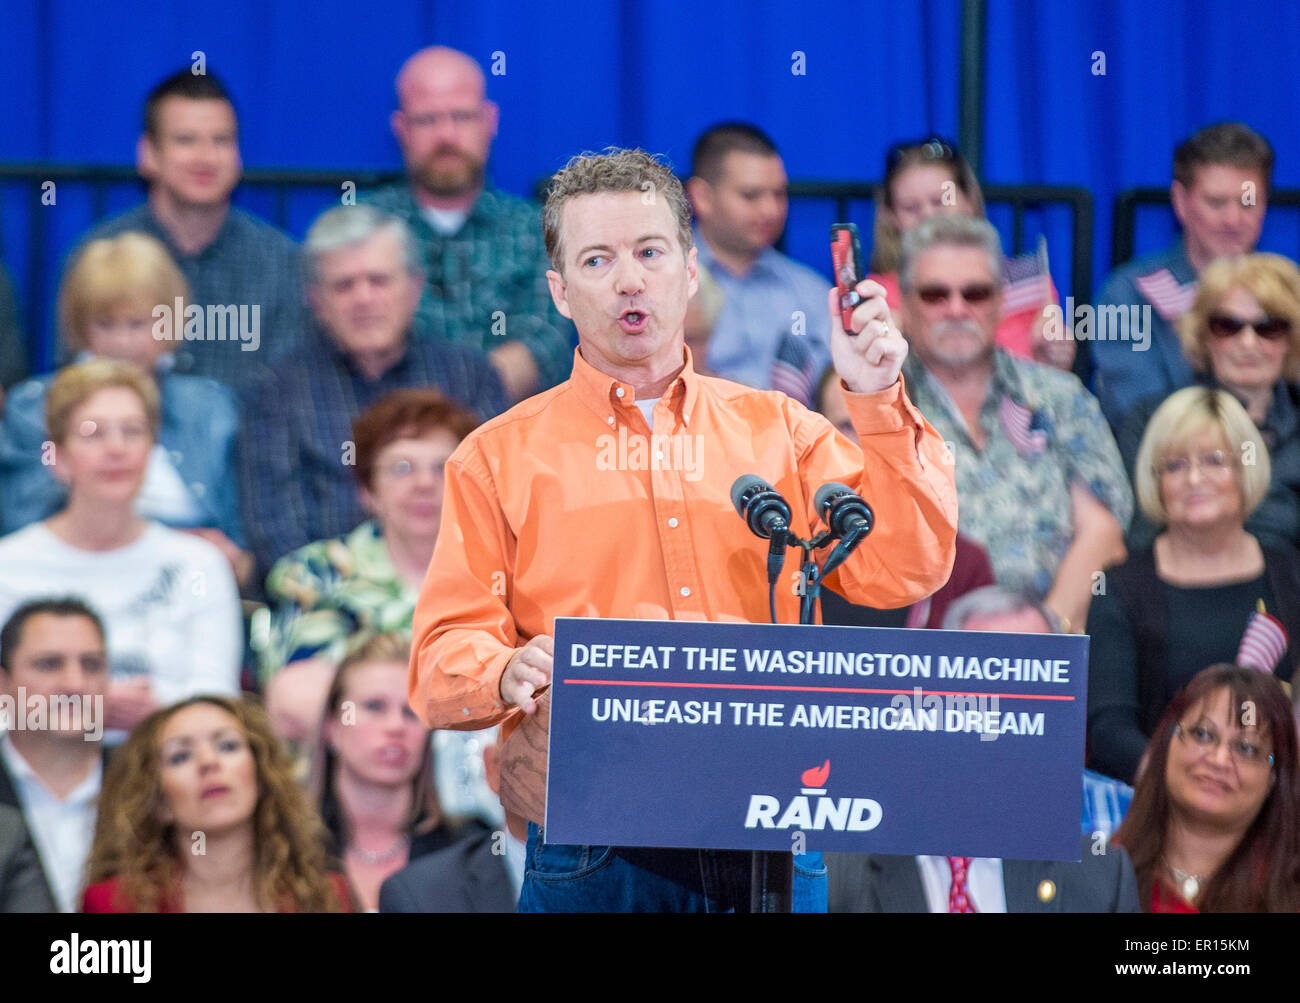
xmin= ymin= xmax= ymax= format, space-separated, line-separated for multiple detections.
xmin=364 ymin=46 xmax=574 ymax=401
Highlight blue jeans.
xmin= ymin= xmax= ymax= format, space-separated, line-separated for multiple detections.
xmin=518 ymin=823 xmax=827 ymax=913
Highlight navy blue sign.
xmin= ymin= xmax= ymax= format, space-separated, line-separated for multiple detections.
xmin=545 ymin=617 xmax=1089 ymax=860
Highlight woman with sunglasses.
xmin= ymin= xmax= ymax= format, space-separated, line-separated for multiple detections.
xmin=1118 ymin=253 xmax=1300 ymax=552
xmin=1111 ymin=663 xmax=1300 ymax=912
xmin=868 ymin=136 xmax=1070 ymax=369
xmin=1087 ymin=386 xmax=1300 ymax=784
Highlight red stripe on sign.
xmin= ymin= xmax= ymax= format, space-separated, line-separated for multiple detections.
xmin=563 ymin=678 xmax=1076 ymax=700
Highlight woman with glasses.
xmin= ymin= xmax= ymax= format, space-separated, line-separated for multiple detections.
xmin=1111 ymin=663 xmax=1300 ymax=912
xmin=0 ymin=359 xmax=242 ymax=734
xmin=868 ymin=136 xmax=1070 ymax=369
xmin=256 ymin=389 xmax=499 ymax=827
xmin=1087 ymin=386 xmax=1300 ymax=784
xmin=0 ymin=232 xmax=251 ymax=587
xmin=1119 ymin=253 xmax=1300 ymax=552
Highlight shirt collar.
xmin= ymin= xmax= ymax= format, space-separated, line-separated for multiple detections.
xmin=0 ymin=731 xmax=102 ymax=804
xmin=318 ymin=324 xmax=413 ymax=382
xmin=692 ymin=228 xmax=780 ymax=281
xmin=567 ymin=344 xmax=701 ymax=428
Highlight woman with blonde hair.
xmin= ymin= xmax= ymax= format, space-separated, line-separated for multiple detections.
xmin=1119 ymin=252 xmax=1300 ymax=551
xmin=0 ymin=359 xmax=241 ymax=734
xmin=1088 ymin=386 xmax=1300 ymax=784
xmin=0 ymin=231 xmax=250 ymax=585
xmin=82 ymin=695 xmax=352 ymax=912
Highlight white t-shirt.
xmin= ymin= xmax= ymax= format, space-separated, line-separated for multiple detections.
xmin=136 ymin=443 xmax=203 ymax=525
xmin=0 ymin=522 xmax=242 ymax=704
xmin=420 ymin=206 xmax=469 ymax=235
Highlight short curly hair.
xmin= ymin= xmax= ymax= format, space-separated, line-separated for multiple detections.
xmin=542 ymin=147 xmax=693 ymax=273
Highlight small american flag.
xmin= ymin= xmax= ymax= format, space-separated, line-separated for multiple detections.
xmin=1237 ymin=608 xmax=1289 ymax=674
xmin=1134 ymin=268 xmax=1199 ymax=322
xmin=1001 ymin=237 xmax=1053 ymax=315
xmin=770 ymin=332 xmax=818 ymax=407
xmin=998 ymin=395 xmax=1047 ymax=456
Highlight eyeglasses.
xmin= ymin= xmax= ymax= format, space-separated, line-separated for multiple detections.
xmin=402 ymin=108 xmax=484 ymax=129
xmin=73 ymin=420 xmax=151 ymax=444
xmin=377 ymin=459 xmax=446 ymax=480
xmin=885 ymin=135 xmax=958 ymax=173
xmin=1156 ymin=449 xmax=1235 ymax=479
xmin=1207 ymin=314 xmax=1292 ymax=341
xmin=914 ymin=283 xmax=997 ymax=306
xmin=1174 ymin=721 xmax=1274 ymax=767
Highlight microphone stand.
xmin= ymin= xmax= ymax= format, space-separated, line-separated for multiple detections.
xmin=751 ymin=521 xmax=870 ymax=913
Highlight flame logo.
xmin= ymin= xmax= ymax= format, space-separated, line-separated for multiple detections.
xmin=801 ymin=759 xmax=830 ymax=787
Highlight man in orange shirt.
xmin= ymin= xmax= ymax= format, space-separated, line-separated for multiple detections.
xmin=409 ymin=148 xmax=958 ymax=912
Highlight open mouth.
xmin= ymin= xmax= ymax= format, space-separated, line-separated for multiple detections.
xmin=619 ymin=309 xmax=648 ymax=333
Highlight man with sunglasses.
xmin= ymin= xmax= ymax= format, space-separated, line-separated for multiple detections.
xmin=1092 ymin=122 xmax=1275 ymax=428
xmin=897 ymin=215 xmax=1132 ymax=634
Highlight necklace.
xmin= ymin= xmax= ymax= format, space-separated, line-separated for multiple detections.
xmin=348 ymin=834 xmax=409 ymax=866
xmin=1164 ymin=859 xmax=1207 ymax=903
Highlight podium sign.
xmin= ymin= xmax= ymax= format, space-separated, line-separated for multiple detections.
xmin=544 ymin=617 xmax=1089 ymax=860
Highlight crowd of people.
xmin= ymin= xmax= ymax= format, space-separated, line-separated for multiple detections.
xmin=0 ymin=42 xmax=1297 ymax=914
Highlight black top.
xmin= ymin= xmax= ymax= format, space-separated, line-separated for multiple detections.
xmin=1085 ymin=545 xmax=1300 ymax=784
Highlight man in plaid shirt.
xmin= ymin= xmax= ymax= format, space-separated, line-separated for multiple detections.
xmin=239 ymin=206 xmax=505 ymax=583
xmin=75 ymin=69 xmax=306 ymax=390
xmin=365 ymin=46 xmax=573 ymax=403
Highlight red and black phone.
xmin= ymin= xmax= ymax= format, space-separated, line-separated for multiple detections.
xmin=830 ymin=223 xmax=865 ymax=333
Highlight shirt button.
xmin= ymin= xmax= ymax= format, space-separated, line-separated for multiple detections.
xmin=190 ymin=482 xmax=207 ymax=498
xmin=169 ymin=449 xmax=184 ymax=465
xmin=668 ymin=517 xmax=678 ymax=528
xmin=607 ymin=416 xmax=615 ymax=425
xmin=615 ymin=387 xmax=625 ymax=398
xmin=680 ymin=586 xmax=691 ymax=597
xmin=461 ymin=707 xmax=470 ymax=716
xmin=656 ymin=450 xmax=665 ymax=460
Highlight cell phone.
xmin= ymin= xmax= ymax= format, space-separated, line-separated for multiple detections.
xmin=830 ymin=223 xmax=865 ymax=333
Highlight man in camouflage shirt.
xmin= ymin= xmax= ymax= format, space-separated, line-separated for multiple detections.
xmin=897 ymin=216 xmax=1132 ymax=633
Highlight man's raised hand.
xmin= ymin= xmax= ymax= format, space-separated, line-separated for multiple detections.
xmin=828 ymin=280 xmax=909 ymax=394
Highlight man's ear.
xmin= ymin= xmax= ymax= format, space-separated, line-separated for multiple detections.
xmin=686 ymin=245 xmax=699 ymax=299
xmin=1170 ymin=180 xmax=1189 ymax=228
xmin=546 ymin=269 xmax=572 ymax=320
xmin=484 ymin=99 xmax=500 ymax=141
xmin=390 ymin=109 xmax=406 ymax=146
xmin=685 ymin=176 xmax=711 ymax=217
xmin=137 ymin=134 xmax=157 ymax=180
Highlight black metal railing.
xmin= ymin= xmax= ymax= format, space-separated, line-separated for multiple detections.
xmin=1111 ymin=186 xmax=1300 ymax=269
xmin=2 ymin=163 xmax=1093 ymax=369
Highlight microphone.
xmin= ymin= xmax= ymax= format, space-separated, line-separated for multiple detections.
xmin=731 ymin=475 xmax=792 ymax=589
xmin=731 ymin=475 xmax=792 ymax=540
xmin=814 ymin=481 xmax=874 ymax=539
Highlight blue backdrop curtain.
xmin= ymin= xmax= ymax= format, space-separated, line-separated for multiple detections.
xmin=2 ymin=0 xmax=1299 ymax=369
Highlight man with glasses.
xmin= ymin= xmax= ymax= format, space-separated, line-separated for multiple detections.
xmin=364 ymin=46 xmax=573 ymax=403
xmin=897 ymin=215 xmax=1132 ymax=633
xmin=239 ymin=206 xmax=505 ymax=581
xmin=1092 ymin=122 xmax=1275 ymax=428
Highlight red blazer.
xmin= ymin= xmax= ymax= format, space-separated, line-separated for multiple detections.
xmin=81 ymin=872 xmax=353 ymax=913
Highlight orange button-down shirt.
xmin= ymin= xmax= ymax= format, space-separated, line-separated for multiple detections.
xmin=410 ymin=347 xmax=957 ymax=738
